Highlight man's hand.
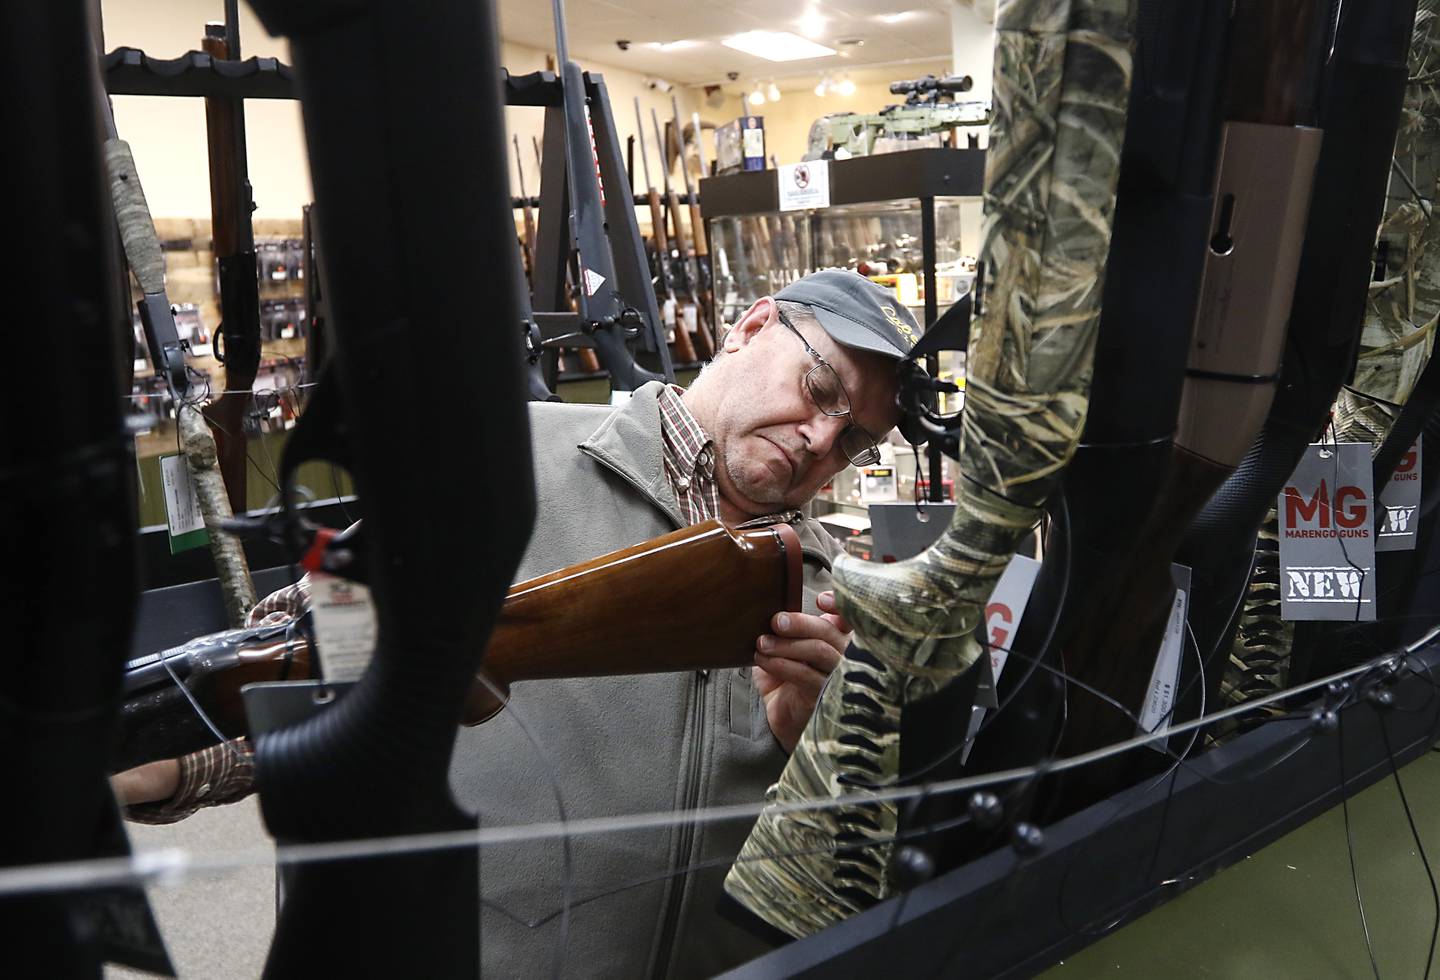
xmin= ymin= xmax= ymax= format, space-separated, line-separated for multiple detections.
xmin=754 ymin=590 xmax=851 ymax=753
xmin=110 ymin=759 xmax=181 ymax=806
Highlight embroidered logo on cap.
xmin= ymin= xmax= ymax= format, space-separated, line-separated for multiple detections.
xmin=882 ymin=304 xmax=917 ymax=344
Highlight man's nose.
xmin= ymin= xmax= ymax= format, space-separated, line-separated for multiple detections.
xmin=799 ymin=411 xmax=849 ymax=457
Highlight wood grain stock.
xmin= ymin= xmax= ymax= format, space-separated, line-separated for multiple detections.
xmin=462 ymin=519 xmax=802 ymax=722
xmin=115 ymin=520 xmax=804 ymax=767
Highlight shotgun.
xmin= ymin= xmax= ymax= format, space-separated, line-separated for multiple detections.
xmin=530 ymin=127 xmax=601 ymax=375
xmin=111 ymin=518 xmax=802 ymax=771
xmin=635 ymin=98 xmax=697 ymax=364
xmin=198 ymin=21 xmax=262 ymax=516
xmin=652 ymin=107 xmax=715 ymax=359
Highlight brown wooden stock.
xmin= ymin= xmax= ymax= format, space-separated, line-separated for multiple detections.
xmin=120 ymin=520 xmax=804 ymax=765
xmin=461 ymin=519 xmax=803 ymax=723
xmin=198 ymin=28 xmax=259 ymax=513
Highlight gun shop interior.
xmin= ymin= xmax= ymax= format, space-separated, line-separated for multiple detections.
xmin=9 ymin=0 xmax=1440 ymax=977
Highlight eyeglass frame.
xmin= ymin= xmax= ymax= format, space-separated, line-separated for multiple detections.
xmin=774 ymin=306 xmax=883 ymax=468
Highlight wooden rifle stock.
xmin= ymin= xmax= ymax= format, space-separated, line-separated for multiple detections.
xmin=198 ymin=25 xmax=262 ymax=515
xmin=462 ymin=518 xmax=801 ymax=722
xmin=112 ymin=519 xmax=802 ymax=770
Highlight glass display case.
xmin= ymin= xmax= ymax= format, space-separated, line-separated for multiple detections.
xmin=700 ymin=148 xmax=985 ymax=522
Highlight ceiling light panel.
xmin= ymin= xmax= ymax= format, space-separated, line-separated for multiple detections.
xmin=722 ymin=30 xmax=837 ymax=62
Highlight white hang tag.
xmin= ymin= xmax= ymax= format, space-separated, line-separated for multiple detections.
xmin=1377 ymin=435 xmax=1422 ymax=552
xmin=1137 ymin=564 xmax=1192 ymax=749
xmin=582 ymin=268 xmax=606 ymax=296
xmin=609 ymin=388 xmax=633 ymax=406
xmin=1277 ymin=442 xmax=1377 ymax=621
xmin=310 ymin=572 xmax=377 ymax=683
xmin=159 ymin=453 xmax=208 ymax=553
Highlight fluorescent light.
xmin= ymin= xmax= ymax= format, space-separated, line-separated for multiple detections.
xmin=723 ymin=31 xmax=837 ymax=62
xmin=876 ymin=11 xmax=919 ymax=24
xmin=798 ymin=9 xmax=827 ymax=38
xmin=651 ymin=40 xmax=696 ymax=52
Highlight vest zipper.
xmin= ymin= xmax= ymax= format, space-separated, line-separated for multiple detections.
xmin=652 ymin=668 xmax=707 ymax=979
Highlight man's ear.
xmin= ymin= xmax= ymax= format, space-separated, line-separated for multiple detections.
xmin=725 ymin=297 xmax=776 ymax=353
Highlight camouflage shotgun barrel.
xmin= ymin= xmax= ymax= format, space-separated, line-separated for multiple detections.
xmin=725 ymin=0 xmax=1138 ymax=935
xmin=1221 ymin=2 xmax=1438 ymax=716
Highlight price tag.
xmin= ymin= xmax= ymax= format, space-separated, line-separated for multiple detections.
xmin=1277 ymin=443 xmax=1376 ymax=621
xmin=159 ymin=453 xmax=208 ymax=554
xmin=1377 ymin=435 xmax=1421 ymax=552
xmin=778 ymin=161 xmax=830 ymax=212
xmin=1137 ymin=564 xmax=1191 ymax=748
xmin=310 ymin=572 xmax=377 ymax=683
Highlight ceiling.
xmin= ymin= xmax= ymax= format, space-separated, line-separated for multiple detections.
xmin=495 ymin=0 xmax=964 ymax=87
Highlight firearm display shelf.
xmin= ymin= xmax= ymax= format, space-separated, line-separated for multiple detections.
xmin=698 ymin=147 xmax=985 ymax=332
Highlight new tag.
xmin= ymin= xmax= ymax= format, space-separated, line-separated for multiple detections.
xmin=1277 ymin=443 xmax=1376 ymax=621
xmin=1377 ymin=435 xmax=1422 ymax=552
xmin=1137 ymin=564 xmax=1191 ymax=749
xmin=310 ymin=572 xmax=377 ymax=682
xmin=158 ymin=453 xmax=208 ymax=554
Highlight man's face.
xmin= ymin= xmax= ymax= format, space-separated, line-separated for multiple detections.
xmin=691 ymin=300 xmax=901 ymax=519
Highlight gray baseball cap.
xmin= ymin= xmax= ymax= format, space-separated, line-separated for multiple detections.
xmin=774 ymin=269 xmax=922 ymax=360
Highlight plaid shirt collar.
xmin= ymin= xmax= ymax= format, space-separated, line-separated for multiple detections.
xmin=657 ymin=384 xmax=719 ymax=525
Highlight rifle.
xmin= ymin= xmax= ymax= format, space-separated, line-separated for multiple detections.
xmin=728 ymin=0 xmax=1141 ymax=935
xmin=95 ymin=62 xmax=257 ymax=628
xmin=1174 ymin=0 xmax=1421 ymax=726
xmin=513 ymin=134 xmax=537 ymax=281
xmin=652 ymin=107 xmax=715 ymax=359
xmin=198 ymin=19 xmax=262 ymax=516
xmin=675 ymin=97 xmax=719 ymax=355
xmin=635 ymin=97 xmax=697 ymax=364
xmin=110 ymin=519 xmax=801 ymax=771
xmin=1040 ymin=0 xmax=1329 ymax=808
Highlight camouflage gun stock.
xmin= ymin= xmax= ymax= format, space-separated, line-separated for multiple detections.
xmin=726 ymin=0 xmax=1140 ymax=935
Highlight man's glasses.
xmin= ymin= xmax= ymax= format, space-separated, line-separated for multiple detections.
xmin=776 ymin=307 xmax=883 ymax=467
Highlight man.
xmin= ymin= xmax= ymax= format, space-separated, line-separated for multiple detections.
xmin=452 ymin=270 xmax=916 ymax=978
xmin=117 ymin=270 xmax=919 ymax=977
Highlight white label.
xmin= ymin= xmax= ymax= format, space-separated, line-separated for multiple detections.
xmin=159 ymin=454 xmax=205 ymax=537
xmin=662 ymin=298 xmax=677 ymax=328
xmin=1377 ymin=435 xmax=1421 ymax=552
xmin=1278 ymin=443 xmax=1377 ymax=621
xmin=582 ymin=268 xmax=606 ymax=297
xmin=961 ymin=553 xmax=1042 ymax=761
xmin=311 ymin=572 xmax=377 ymax=683
xmin=778 ymin=161 xmax=830 ymax=212
xmin=1137 ymin=564 xmax=1192 ymax=748
xmin=608 ymin=389 xmax=633 ymax=406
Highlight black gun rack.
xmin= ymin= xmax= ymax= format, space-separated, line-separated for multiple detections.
xmin=106 ymin=50 xmax=671 ymax=397
xmin=723 ymin=639 xmax=1440 ymax=979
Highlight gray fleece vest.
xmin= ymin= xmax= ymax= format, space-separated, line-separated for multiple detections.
xmin=449 ymin=383 xmax=839 ymax=978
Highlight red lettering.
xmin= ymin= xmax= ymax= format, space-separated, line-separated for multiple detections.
xmin=1334 ymin=486 xmax=1367 ymax=528
xmin=986 ymin=603 xmax=1013 ymax=649
xmin=1397 ymin=446 xmax=1418 ymax=474
xmin=1284 ymin=480 xmax=1329 ymax=528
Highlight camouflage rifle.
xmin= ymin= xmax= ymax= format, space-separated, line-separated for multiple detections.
xmin=726 ymin=0 xmax=1141 ymax=935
